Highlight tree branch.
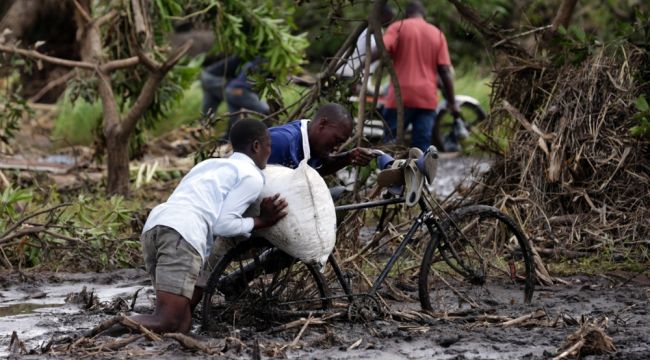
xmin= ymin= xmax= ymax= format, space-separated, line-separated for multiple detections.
xmin=101 ymin=56 xmax=140 ymax=72
xmin=0 ymin=44 xmax=95 ymax=69
xmin=0 ymin=226 xmax=46 ymax=246
xmin=72 ymin=0 xmax=92 ymax=24
xmin=369 ymin=0 xmax=404 ymax=143
xmin=96 ymin=67 xmax=122 ymax=135
xmin=0 ymin=203 xmax=72 ymax=241
xmin=28 ymin=70 xmax=77 ymax=103
xmin=134 ymin=47 xmax=160 ymax=71
xmin=551 ymin=0 xmax=579 ymax=31
xmin=446 ymin=0 xmax=529 ymax=58
xmin=121 ymin=40 xmax=193 ymax=137
xmin=95 ymin=9 xmax=118 ymax=27
xmin=288 ymin=21 xmax=367 ymax=121
xmin=130 ymin=0 xmax=151 ymax=50
xmin=160 ymin=40 xmax=193 ymax=72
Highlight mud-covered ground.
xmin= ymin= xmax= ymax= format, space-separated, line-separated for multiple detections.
xmin=2 ymin=136 xmax=647 ymax=359
xmin=1 ymin=268 xmax=648 ymax=359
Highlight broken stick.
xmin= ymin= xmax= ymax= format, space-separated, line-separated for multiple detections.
xmin=165 ymin=333 xmax=219 ymax=355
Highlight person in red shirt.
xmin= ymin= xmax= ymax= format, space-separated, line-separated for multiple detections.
xmin=380 ymin=1 xmax=460 ymax=151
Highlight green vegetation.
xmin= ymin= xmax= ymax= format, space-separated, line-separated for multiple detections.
xmin=0 ymin=88 xmax=31 ymax=146
xmin=630 ymin=96 xmax=650 ymax=137
xmin=150 ymin=82 xmax=204 ymax=136
xmin=0 ymin=183 xmax=143 ymax=271
xmin=452 ymin=65 xmax=491 ymax=112
xmin=52 ymin=96 xmax=102 ymax=146
xmin=549 ymin=253 xmax=650 ymax=276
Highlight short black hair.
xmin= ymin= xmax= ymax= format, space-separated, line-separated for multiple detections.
xmin=380 ymin=4 xmax=395 ymax=25
xmin=314 ymin=103 xmax=353 ymax=129
xmin=229 ymin=119 xmax=268 ymax=152
xmin=406 ymin=1 xmax=426 ymax=18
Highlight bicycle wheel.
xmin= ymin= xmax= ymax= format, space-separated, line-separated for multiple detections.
xmin=201 ymin=241 xmax=331 ymax=332
xmin=419 ymin=205 xmax=534 ymax=312
xmin=431 ymin=101 xmax=486 ymax=151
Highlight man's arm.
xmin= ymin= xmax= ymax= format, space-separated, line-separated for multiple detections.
xmin=437 ymin=65 xmax=460 ymax=118
xmin=369 ymin=22 xmax=397 ymax=62
xmin=317 ymin=148 xmax=376 ymax=176
xmin=213 ymin=174 xmax=264 ymax=237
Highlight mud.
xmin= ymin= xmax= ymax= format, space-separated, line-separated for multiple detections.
xmin=1 ymin=269 xmax=648 ymax=359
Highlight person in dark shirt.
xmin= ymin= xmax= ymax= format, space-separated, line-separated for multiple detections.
xmin=214 ymin=104 xmax=375 ymax=296
xmin=200 ymin=55 xmax=243 ymax=115
xmin=224 ymin=58 xmax=270 ymax=139
xmin=268 ymin=103 xmax=374 ymax=175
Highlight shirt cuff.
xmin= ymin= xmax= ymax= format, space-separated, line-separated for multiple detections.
xmin=241 ymin=217 xmax=255 ymax=236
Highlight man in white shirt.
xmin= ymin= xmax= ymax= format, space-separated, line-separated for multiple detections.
xmin=336 ymin=5 xmax=394 ymax=90
xmin=131 ymin=119 xmax=288 ymax=334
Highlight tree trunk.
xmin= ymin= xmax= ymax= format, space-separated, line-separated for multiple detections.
xmin=551 ymin=0 xmax=579 ymax=31
xmin=542 ymin=0 xmax=579 ymax=44
xmin=369 ymin=0 xmax=404 ymax=144
xmin=105 ymin=132 xmax=131 ymax=196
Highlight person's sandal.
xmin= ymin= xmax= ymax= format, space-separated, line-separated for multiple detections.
xmin=404 ymin=148 xmax=425 ymax=207
xmin=415 ymin=145 xmax=439 ymax=185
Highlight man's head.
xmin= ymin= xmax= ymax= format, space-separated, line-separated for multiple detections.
xmin=405 ymin=1 xmax=426 ymax=18
xmin=230 ymin=119 xmax=271 ymax=169
xmin=308 ymin=103 xmax=354 ymax=159
xmin=380 ymin=4 xmax=395 ymax=27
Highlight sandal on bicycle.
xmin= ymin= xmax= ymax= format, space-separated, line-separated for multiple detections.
xmin=415 ymin=145 xmax=439 ymax=185
xmin=404 ymin=148 xmax=425 ymax=207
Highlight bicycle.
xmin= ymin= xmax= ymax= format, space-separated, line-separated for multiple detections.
xmin=201 ymin=155 xmax=535 ymax=331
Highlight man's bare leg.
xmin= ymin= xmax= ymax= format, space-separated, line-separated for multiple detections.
xmin=130 ymin=290 xmax=193 ymax=333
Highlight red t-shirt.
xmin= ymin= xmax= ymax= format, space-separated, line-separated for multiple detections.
xmin=382 ymin=18 xmax=451 ymax=110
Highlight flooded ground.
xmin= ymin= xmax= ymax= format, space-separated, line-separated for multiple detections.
xmin=0 ymin=269 xmax=649 ymax=359
xmin=1 ymin=152 xmax=647 ymax=358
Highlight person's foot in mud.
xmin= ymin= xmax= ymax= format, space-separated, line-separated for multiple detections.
xmin=129 ymin=289 xmax=199 ymax=334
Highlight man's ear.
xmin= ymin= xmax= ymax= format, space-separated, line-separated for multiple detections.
xmin=251 ymin=139 xmax=261 ymax=154
xmin=318 ymin=116 xmax=329 ymax=129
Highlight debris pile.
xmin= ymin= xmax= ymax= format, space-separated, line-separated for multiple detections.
xmin=473 ymin=43 xmax=650 ymax=262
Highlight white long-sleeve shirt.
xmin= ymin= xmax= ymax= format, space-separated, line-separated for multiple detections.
xmin=336 ymin=28 xmax=379 ymax=78
xmin=142 ymin=152 xmax=265 ymax=263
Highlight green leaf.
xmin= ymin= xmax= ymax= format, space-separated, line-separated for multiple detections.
xmin=570 ymin=25 xmax=586 ymax=43
xmin=635 ymin=96 xmax=649 ymax=112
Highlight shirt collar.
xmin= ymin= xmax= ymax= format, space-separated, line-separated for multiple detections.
xmin=229 ymin=152 xmax=266 ymax=183
xmin=229 ymin=151 xmax=255 ymax=164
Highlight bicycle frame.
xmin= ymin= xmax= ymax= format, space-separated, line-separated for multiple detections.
xmin=332 ymin=196 xmax=438 ymax=298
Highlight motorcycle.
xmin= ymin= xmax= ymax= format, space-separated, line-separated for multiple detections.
xmin=354 ymin=89 xmax=486 ymax=152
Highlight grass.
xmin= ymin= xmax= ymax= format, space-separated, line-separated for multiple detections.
xmin=52 ymin=95 xmax=103 ymax=147
xmin=452 ymin=65 xmax=492 ymax=112
xmin=547 ymin=253 xmax=650 ymax=276
xmin=149 ymin=81 xmax=205 ymax=137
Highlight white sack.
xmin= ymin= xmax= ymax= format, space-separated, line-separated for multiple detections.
xmin=249 ymin=162 xmax=336 ymax=268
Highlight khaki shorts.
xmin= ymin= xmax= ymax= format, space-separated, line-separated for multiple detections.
xmin=141 ymin=225 xmax=202 ymax=299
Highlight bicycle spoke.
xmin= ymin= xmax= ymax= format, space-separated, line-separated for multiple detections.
xmin=201 ymin=244 xmax=330 ymax=332
xmin=419 ymin=205 xmax=534 ymax=312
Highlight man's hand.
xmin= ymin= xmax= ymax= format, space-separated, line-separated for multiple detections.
xmin=254 ymin=193 xmax=288 ymax=229
xmin=448 ymin=103 xmax=461 ymax=119
xmin=347 ymin=147 xmax=375 ymax=166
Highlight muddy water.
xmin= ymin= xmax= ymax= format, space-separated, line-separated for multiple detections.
xmin=336 ymin=154 xmax=490 ymax=199
xmin=1 ymin=156 xmax=649 ymax=358
xmin=1 ymin=269 xmax=649 ymax=358
xmin=0 ymin=269 xmax=153 ymax=357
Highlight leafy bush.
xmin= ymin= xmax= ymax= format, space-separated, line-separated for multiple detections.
xmin=630 ymin=96 xmax=650 ymax=137
xmin=52 ymin=95 xmax=103 ymax=147
xmin=0 ymin=186 xmax=143 ymax=271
